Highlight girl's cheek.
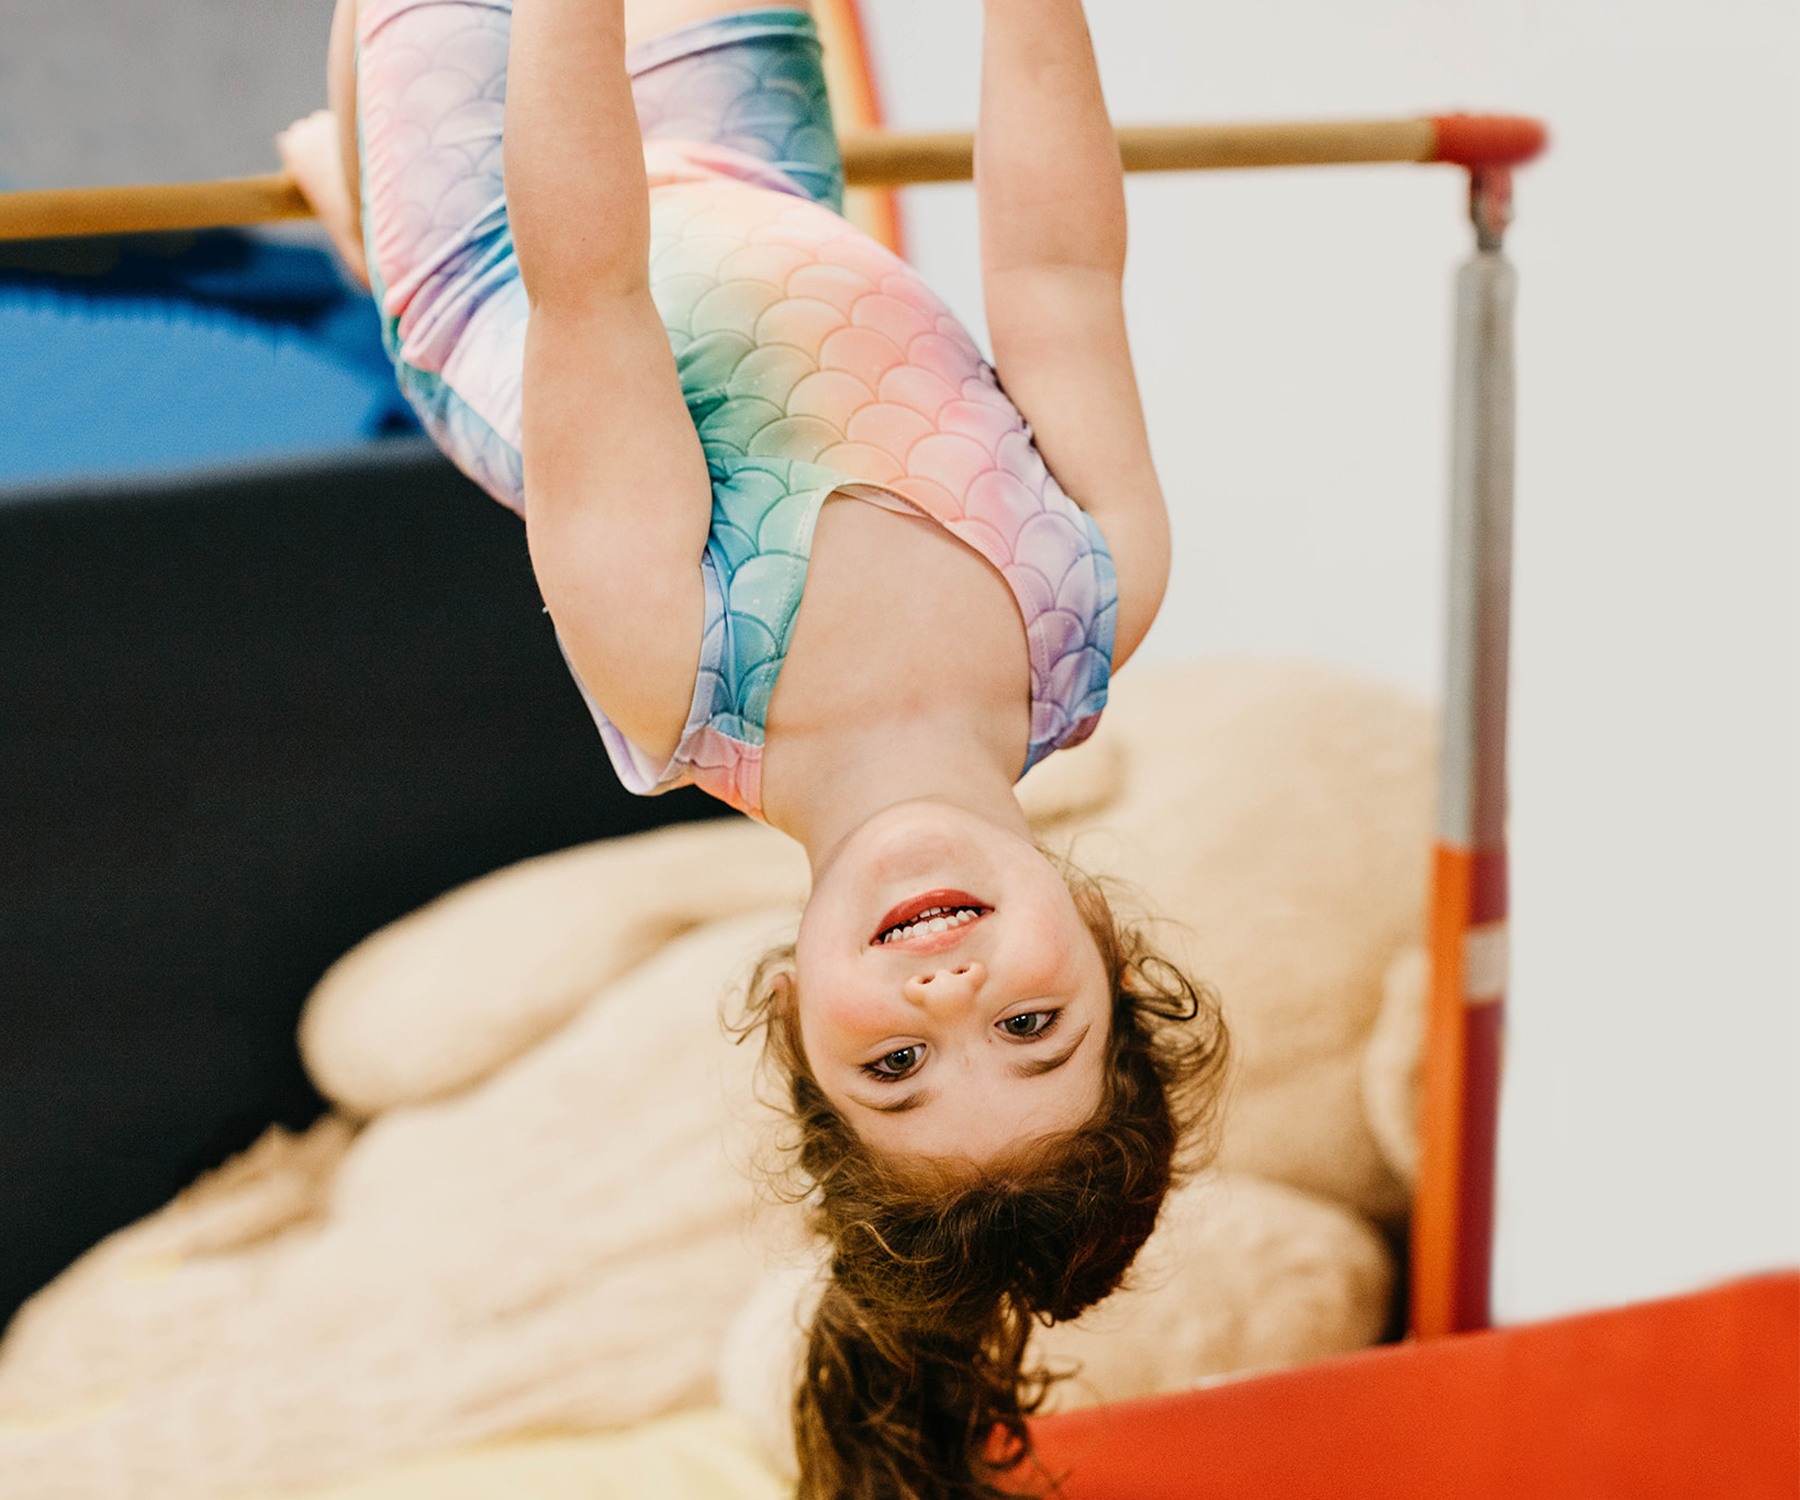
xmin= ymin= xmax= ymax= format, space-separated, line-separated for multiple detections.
xmin=1011 ymin=914 xmax=1076 ymax=992
xmin=797 ymin=972 xmax=894 ymax=1043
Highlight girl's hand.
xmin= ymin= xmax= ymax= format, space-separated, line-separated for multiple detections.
xmin=277 ymin=109 xmax=370 ymax=289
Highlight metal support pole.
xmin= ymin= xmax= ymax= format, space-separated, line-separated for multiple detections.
xmin=1411 ymin=166 xmax=1517 ymax=1338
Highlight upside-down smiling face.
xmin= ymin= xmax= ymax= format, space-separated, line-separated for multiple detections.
xmin=793 ymin=801 xmax=1111 ymax=1164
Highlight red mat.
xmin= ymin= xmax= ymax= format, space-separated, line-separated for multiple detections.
xmin=1031 ymin=1271 xmax=1798 ymax=1500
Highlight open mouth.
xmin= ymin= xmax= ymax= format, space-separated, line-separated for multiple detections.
xmin=871 ymin=888 xmax=992 ymax=947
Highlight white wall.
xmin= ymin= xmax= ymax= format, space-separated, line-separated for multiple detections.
xmin=863 ymin=0 xmax=1800 ymax=1324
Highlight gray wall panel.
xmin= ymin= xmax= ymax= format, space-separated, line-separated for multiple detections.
xmin=0 ymin=0 xmax=335 ymax=188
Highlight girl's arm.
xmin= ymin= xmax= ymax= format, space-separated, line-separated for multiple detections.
xmin=508 ymin=0 xmax=713 ymax=760
xmin=975 ymin=0 xmax=1169 ymax=667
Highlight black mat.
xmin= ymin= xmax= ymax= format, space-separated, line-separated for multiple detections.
xmin=0 ymin=442 xmax=726 ymax=1327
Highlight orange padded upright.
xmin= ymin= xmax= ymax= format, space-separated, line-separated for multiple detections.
xmin=813 ymin=0 xmax=904 ymax=254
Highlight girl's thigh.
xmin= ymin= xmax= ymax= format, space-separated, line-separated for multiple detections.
xmin=354 ymin=0 xmax=839 ymax=511
xmin=358 ymin=0 xmax=527 ymax=508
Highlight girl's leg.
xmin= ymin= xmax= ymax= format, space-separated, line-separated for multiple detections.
xmin=356 ymin=0 xmax=528 ymax=508
xmin=337 ymin=0 xmax=841 ymax=519
xmin=340 ymin=0 xmax=818 ymax=307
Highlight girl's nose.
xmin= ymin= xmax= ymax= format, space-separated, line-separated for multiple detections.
xmin=902 ymin=960 xmax=987 ymax=1015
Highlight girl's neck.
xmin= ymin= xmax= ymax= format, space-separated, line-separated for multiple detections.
xmin=761 ymin=714 xmax=1031 ymax=876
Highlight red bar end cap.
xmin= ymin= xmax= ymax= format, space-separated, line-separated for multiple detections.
xmin=1430 ymin=113 xmax=1549 ymax=168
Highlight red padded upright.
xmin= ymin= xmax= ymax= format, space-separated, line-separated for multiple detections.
xmin=1030 ymin=1273 xmax=1799 ymax=1500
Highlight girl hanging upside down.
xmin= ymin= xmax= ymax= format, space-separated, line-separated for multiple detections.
xmin=281 ymin=1 xmax=1228 ymax=1494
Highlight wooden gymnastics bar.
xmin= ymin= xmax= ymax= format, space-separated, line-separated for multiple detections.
xmin=0 ymin=115 xmax=1545 ymax=241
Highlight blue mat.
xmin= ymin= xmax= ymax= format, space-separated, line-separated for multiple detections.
xmin=0 ymin=230 xmax=417 ymax=488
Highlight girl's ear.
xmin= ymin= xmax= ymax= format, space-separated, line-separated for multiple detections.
xmin=767 ymin=967 xmax=797 ymax=1014
xmin=728 ymin=944 xmax=800 ymax=1055
xmin=753 ymin=955 xmax=809 ymax=1077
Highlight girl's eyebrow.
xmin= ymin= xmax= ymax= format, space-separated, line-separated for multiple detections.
xmin=1010 ymin=1024 xmax=1092 ymax=1079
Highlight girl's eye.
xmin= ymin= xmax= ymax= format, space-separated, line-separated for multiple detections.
xmin=864 ymin=1045 xmax=924 ymax=1080
xmin=999 ymin=1009 xmax=1059 ymax=1040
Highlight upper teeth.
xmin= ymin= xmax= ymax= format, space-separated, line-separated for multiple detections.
xmin=879 ymin=906 xmax=980 ymax=944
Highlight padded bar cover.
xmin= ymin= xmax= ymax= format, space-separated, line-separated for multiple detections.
xmin=1430 ymin=114 xmax=1550 ymax=168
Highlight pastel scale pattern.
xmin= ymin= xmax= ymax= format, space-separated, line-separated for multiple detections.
xmin=358 ymin=1 xmax=1115 ymax=820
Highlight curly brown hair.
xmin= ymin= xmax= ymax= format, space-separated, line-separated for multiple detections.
xmin=738 ymin=863 xmax=1230 ymax=1500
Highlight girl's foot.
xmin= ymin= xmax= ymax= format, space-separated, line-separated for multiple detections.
xmin=277 ymin=109 xmax=369 ymax=287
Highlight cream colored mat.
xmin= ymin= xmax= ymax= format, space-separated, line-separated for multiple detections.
xmin=0 ymin=660 xmax=1434 ymax=1500
xmin=231 ymin=1410 xmax=786 ymax=1500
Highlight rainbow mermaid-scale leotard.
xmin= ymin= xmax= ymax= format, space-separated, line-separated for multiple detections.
xmin=358 ymin=1 xmax=1116 ymax=821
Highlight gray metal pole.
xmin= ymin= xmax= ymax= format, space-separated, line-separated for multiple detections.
xmin=1445 ymin=170 xmax=1517 ymax=858
xmin=1414 ymin=165 xmax=1516 ymax=1335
